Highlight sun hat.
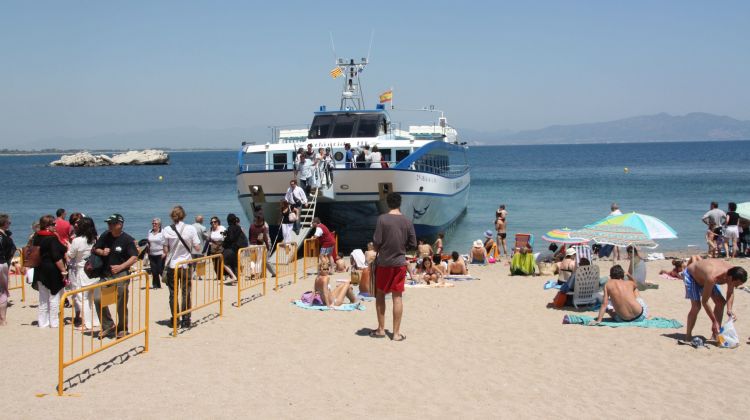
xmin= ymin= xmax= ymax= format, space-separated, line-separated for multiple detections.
xmin=484 ymin=230 xmax=493 ymax=238
xmin=565 ymin=248 xmax=577 ymax=257
xmin=473 ymin=239 xmax=483 ymax=248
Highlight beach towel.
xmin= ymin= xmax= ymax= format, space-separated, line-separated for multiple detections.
xmin=405 ymin=281 xmax=455 ymax=288
xmin=291 ymin=300 xmax=365 ymax=311
xmin=563 ymin=314 xmax=682 ymax=329
xmin=544 ymin=280 xmax=561 ymax=290
xmin=443 ymin=275 xmax=480 ymax=281
xmin=510 ymin=252 xmax=537 ymax=276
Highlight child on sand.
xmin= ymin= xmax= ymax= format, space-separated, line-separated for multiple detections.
xmin=706 ymin=224 xmax=718 ymax=257
xmin=365 ymin=242 xmax=376 ymax=265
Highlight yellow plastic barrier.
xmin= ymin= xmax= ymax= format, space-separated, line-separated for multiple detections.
xmin=237 ymin=245 xmax=266 ymax=306
xmin=8 ymin=249 xmax=25 ymax=302
xmin=303 ymin=238 xmax=319 ymax=277
xmin=274 ymin=242 xmax=297 ymax=290
xmin=58 ymin=271 xmax=149 ymax=396
xmin=171 ymin=254 xmax=223 ymax=336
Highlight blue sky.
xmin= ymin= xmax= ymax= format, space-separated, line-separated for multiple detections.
xmin=1 ymin=1 xmax=748 ymax=147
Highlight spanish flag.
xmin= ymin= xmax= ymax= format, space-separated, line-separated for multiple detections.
xmin=330 ymin=67 xmax=343 ymax=79
xmin=379 ymin=89 xmax=393 ymax=103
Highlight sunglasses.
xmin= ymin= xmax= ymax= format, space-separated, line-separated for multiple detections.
xmin=211 ymin=220 xmax=219 ymax=224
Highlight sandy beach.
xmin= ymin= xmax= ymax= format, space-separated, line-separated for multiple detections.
xmin=2 ymin=254 xmax=750 ymax=419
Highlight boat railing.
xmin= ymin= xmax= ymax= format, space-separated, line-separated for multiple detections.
xmin=239 ymin=160 xmax=470 ymax=177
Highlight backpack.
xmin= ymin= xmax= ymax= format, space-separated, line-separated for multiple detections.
xmin=84 ymin=253 xmax=104 ymax=279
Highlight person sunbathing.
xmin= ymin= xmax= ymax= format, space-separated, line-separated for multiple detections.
xmin=555 ymin=248 xmax=577 ymax=285
xmin=314 ymin=262 xmax=358 ymax=307
xmin=591 ymin=265 xmax=649 ymax=324
xmin=420 ymin=256 xmax=442 ymax=285
xmin=469 ymin=240 xmax=488 ymax=264
xmin=448 ymin=251 xmax=468 ymax=275
xmin=510 ymin=245 xmax=538 ymax=276
xmin=483 ymin=230 xmax=496 ymax=255
xmin=659 ymin=259 xmax=685 ymax=279
xmin=334 ymin=254 xmax=348 ymax=272
xmin=559 ymin=257 xmax=590 ymax=293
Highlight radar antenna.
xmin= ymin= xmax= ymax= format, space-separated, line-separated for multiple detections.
xmin=335 ymin=58 xmax=368 ymax=110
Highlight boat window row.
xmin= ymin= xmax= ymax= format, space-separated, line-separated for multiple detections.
xmin=309 ymin=113 xmax=388 ymax=139
xmin=413 ymin=148 xmax=469 ymax=177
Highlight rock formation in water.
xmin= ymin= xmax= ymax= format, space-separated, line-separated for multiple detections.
xmin=50 ymin=149 xmax=169 ymax=166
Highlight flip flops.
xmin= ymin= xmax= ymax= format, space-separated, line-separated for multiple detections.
xmin=369 ymin=330 xmax=385 ymax=338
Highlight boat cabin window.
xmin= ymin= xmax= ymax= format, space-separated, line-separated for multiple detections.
xmin=379 ymin=148 xmax=391 ymax=163
xmin=309 ymin=113 xmax=386 ymax=139
xmin=332 ymin=114 xmax=356 ymax=138
xmin=356 ymin=114 xmax=382 ymax=137
xmin=395 ymin=149 xmax=410 ymax=163
xmin=309 ymin=115 xmax=335 ymax=139
xmin=272 ymin=153 xmax=288 ymax=170
xmin=243 ymin=152 xmax=266 ymax=170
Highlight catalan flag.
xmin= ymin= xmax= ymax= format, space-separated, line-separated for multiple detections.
xmin=330 ymin=67 xmax=343 ymax=79
xmin=379 ymin=89 xmax=393 ymax=103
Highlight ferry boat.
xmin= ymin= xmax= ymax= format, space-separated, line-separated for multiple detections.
xmin=236 ymin=58 xmax=470 ymax=252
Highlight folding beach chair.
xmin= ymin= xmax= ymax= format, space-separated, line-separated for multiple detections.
xmin=566 ymin=265 xmax=600 ymax=308
xmin=573 ymin=244 xmax=594 ymax=264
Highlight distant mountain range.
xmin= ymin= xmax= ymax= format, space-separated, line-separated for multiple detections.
xmin=464 ymin=112 xmax=750 ymax=145
xmin=5 ymin=112 xmax=750 ymax=152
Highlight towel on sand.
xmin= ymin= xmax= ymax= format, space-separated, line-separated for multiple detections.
xmin=564 ymin=314 xmax=683 ymax=328
xmin=406 ymin=281 xmax=455 ymax=288
xmin=544 ymin=280 xmax=561 ymax=290
xmin=292 ymin=301 xmax=365 ymax=311
xmin=444 ymin=275 xmax=480 ymax=281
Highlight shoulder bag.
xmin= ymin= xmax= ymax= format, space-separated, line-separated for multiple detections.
xmin=22 ymin=240 xmax=41 ymax=268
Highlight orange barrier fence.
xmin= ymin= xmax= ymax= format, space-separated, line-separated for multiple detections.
xmin=274 ymin=242 xmax=297 ymax=290
xmin=237 ymin=245 xmax=267 ymax=305
xmin=58 ymin=271 xmax=149 ymax=395
xmin=171 ymin=254 xmax=223 ymax=336
xmin=8 ymin=249 xmax=26 ymax=302
xmin=303 ymin=238 xmax=319 ymax=277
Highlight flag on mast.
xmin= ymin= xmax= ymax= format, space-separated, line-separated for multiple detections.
xmin=330 ymin=67 xmax=343 ymax=79
xmin=379 ymin=89 xmax=393 ymax=103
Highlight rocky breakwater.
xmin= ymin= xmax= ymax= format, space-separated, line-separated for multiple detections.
xmin=50 ymin=149 xmax=169 ymax=166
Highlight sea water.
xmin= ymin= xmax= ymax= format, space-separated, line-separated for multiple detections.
xmin=2 ymin=140 xmax=750 ymax=252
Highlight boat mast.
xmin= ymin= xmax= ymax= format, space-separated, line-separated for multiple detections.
xmin=337 ymin=58 xmax=368 ymax=110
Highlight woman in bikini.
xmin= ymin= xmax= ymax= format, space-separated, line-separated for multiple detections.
xmin=433 ymin=233 xmax=444 ymax=256
xmin=314 ymin=261 xmax=359 ymax=307
xmin=421 ymin=256 xmax=441 ymax=285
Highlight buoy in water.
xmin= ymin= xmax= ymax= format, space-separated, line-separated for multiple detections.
xmin=158 ymin=175 xmax=164 ymax=181
xmin=623 ymin=167 xmax=629 ymax=174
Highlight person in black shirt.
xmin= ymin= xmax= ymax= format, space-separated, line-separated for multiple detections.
xmin=0 ymin=213 xmax=17 ymax=326
xmin=725 ymin=202 xmax=741 ymax=258
xmin=222 ymin=213 xmax=248 ymax=279
xmin=92 ymin=213 xmax=138 ymax=339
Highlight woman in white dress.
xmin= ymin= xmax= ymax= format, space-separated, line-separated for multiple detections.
xmin=368 ymin=145 xmax=382 ymax=168
xmin=66 ymin=217 xmax=100 ymax=331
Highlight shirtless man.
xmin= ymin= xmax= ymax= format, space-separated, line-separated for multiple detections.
xmin=683 ymin=258 xmax=746 ymax=341
xmin=591 ymin=265 xmax=647 ymax=324
xmin=495 ymin=205 xmax=507 ymax=257
xmin=448 ymin=251 xmax=468 ymax=275
xmin=417 ymin=239 xmax=433 ymax=259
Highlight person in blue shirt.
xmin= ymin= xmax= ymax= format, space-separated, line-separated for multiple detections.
xmin=344 ymin=143 xmax=353 ymax=168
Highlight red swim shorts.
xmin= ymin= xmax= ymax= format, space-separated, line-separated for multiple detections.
xmin=375 ymin=265 xmax=407 ymax=294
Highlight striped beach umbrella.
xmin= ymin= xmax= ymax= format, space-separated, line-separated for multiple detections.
xmin=589 ymin=212 xmax=677 ymax=240
xmin=575 ymin=224 xmax=658 ymax=249
xmin=541 ymin=228 xmax=589 ymax=245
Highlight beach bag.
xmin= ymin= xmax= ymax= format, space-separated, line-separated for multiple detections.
xmin=288 ymin=212 xmax=298 ymax=222
xmin=717 ymin=319 xmax=740 ymax=349
xmin=22 ymin=245 xmax=41 ymax=268
xmin=300 ymin=291 xmax=323 ymax=306
xmin=488 ymin=257 xmax=496 ymax=264
xmin=552 ymin=291 xmax=568 ymax=308
xmin=84 ymin=253 xmax=104 ymax=279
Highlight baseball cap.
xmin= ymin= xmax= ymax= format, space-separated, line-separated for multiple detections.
xmin=104 ymin=213 xmax=125 ymax=224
